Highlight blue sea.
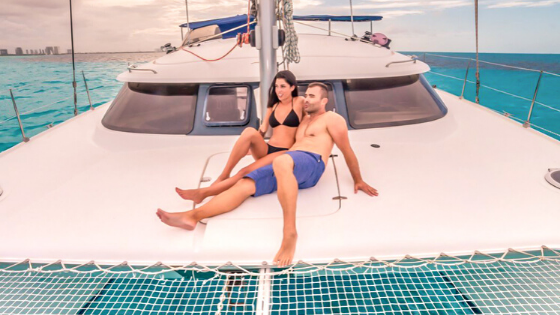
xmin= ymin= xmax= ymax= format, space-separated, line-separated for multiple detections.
xmin=1 ymin=52 xmax=559 ymax=152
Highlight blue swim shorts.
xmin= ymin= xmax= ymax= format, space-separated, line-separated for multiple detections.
xmin=244 ymin=150 xmax=326 ymax=197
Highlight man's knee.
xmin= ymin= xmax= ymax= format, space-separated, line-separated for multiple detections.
xmin=233 ymin=178 xmax=256 ymax=196
xmin=272 ymin=154 xmax=294 ymax=174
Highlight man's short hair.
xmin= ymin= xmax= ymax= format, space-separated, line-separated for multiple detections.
xmin=308 ymin=82 xmax=328 ymax=100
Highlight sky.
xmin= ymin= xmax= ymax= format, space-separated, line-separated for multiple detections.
xmin=1 ymin=0 xmax=559 ymax=54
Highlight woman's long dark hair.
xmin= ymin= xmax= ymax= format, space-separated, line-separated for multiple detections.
xmin=267 ymin=70 xmax=298 ymax=108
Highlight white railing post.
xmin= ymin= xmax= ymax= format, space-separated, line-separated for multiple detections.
xmin=524 ymin=70 xmax=544 ymax=128
xmin=460 ymin=59 xmax=472 ymax=99
xmin=9 ymin=89 xmax=30 ymax=142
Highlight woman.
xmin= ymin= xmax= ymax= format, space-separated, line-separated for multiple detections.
xmin=176 ymin=70 xmax=305 ymax=202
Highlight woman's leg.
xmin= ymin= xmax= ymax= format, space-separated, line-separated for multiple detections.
xmin=213 ymin=127 xmax=269 ymax=185
xmin=176 ymin=151 xmax=286 ymax=203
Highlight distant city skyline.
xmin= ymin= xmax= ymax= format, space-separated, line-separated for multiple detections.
xmin=2 ymin=46 xmax=63 ymax=55
xmin=1 ymin=0 xmax=559 ymax=54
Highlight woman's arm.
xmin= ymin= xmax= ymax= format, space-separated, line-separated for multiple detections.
xmin=296 ymin=96 xmax=306 ymax=119
xmin=259 ymin=107 xmax=273 ymax=136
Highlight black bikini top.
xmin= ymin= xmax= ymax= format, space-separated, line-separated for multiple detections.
xmin=269 ymin=99 xmax=300 ymax=128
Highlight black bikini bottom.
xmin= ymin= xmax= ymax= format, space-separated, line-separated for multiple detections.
xmin=267 ymin=144 xmax=289 ymax=155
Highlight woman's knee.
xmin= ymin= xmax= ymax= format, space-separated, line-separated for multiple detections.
xmin=272 ymin=154 xmax=294 ymax=172
xmin=240 ymin=127 xmax=258 ymax=138
xmin=237 ymin=166 xmax=252 ymax=177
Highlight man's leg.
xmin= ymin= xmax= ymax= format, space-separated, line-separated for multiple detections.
xmin=157 ymin=178 xmax=256 ymax=230
xmin=176 ymin=151 xmax=286 ymax=203
xmin=271 ymin=154 xmax=299 ymax=267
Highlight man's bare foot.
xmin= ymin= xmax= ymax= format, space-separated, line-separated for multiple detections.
xmin=211 ymin=175 xmax=229 ymax=187
xmin=156 ymin=208 xmax=198 ymax=230
xmin=175 ymin=187 xmax=206 ymax=204
xmin=273 ymin=233 xmax=298 ymax=267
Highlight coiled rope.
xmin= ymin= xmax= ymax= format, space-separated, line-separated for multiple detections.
xmin=280 ymin=0 xmax=301 ymax=65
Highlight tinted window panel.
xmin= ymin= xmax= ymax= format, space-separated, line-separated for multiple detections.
xmin=298 ymin=83 xmax=336 ymax=112
xmin=102 ymin=83 xmax=198 ymax=134
xmin=205 ymin=86 xmax=249 ymax=125
xmin=343 ymin=75 xmax=446 ymax=128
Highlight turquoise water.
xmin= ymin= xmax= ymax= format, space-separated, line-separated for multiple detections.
xmin=0 ymin=53 xmax=163 ymax=152
xmin=1 ymin=52 xmax=559 ymax=153
xmin=406 ymin=52 xmax=560 ymax=140
xmin=3 ymin=257 xmax=559 ymax=314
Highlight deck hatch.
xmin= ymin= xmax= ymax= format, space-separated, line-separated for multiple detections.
xmin=198 ymin=152 xmax=341 ymax=220
xmin=545 ymin=169 xmax=560 ymax=189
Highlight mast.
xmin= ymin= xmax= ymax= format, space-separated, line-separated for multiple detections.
xmin=69 ymin=0 xmax=78 ymax=116
xmin=257 ymin=0 xmax=278 ymax=116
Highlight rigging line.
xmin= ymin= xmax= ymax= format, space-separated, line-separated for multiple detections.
xmin=426 ymin=53 xmax=560 ymax=77
xmin=181 ymin=41 xmax=239 ymax=62
xmin=531 ymin=124 xmax=560 ymax=138
xmin=69 ymin=0 xmax=78 ymax=116
xmin=293 ymin=21 xmax=372 ymax=45
xmin=425 ymin=53 xmax=472 ymax=61
xmin=195 ymin=21 xmax=256 ymax=45
xmin=18 ymin=96 xmax=74 ymax=116
xmin=431 ymin=71 xmax=560 ymax=112
xmin=185 ymin=0 xmax=191 ymax=43
xmin=349 ymin=0 xmax=355 ymax=36
xmin=475 ymin=0 xmax=480 ymax=104
xmin=0 ymin=116 xmax=17 ymax=125
xmin=247 ymin=0 xmax=251 ymax=33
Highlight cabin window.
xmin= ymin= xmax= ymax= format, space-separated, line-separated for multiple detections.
xmin=298 ymin=82 xmax=336 ymax=112
xmin=102 ymin=83 xmax=198 ymax=134
xmin=204 ymin=85 xmax=251 ymax=126
xmin=343 ymin=75 xmax=446 ymax=128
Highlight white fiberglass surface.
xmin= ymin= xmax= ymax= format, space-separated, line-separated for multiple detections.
xmin=118 ymin=35 xmax=430 ymax=84
xmin=0 ymin=92 xmax=559 ymax=265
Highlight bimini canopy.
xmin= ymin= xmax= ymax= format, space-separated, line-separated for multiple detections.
xmin=178 ymin=14 xmax=383 ymax=39
xmin=180 ymin=14 xmax=256 ymax=39
xmin=293 ymin=15 xmax=383 ymax=22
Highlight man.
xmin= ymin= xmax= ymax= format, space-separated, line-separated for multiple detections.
xmin=157 ymin=82 xmax=378 ymax=266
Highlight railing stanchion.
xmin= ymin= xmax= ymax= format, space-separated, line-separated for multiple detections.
xmin=328 ymin=19 xmax=331 ymax=36
xmin=460 ymin=59 xmax=472 ymax=99
xmin=81 ymin=71 xmax=94 ymax=111
xmin=423 ymin=53 xmax=426 ymax=63
xmin=524 ymin=70 xmax=544 ymax=128
xmin=9 ymin=89 xmax=30 ymax=143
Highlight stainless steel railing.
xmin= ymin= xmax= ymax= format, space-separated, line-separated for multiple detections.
xmin=294 ymin=20 xmax=560 ymax=139
xmin=421 ymin=53 xmax=560 ymax=138
xmin=1 ymin=70 xmax=99 ymax=145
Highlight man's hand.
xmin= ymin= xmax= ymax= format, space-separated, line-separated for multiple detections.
xmin=354 ymin=180 xmax=378 ymax=196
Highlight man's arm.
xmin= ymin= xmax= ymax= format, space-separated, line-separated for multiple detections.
xmin=326 ymin=113 xmax=378 ymax=196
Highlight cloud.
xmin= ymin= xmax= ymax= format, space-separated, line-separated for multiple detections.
xmin=485 ymin=0 xmax=560 ymax=8
xmin=378 ymin=10 xmax=424 ymax=18
xmin=335 ymin=0 xmax=470 ymax=15
xmin=294 ymin=0 xmax=323 ymax=9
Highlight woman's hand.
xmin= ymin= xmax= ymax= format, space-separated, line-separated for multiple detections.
xmin=258 ymin=128 xmax=266 ymax=137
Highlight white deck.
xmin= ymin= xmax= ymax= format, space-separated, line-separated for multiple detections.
xmin=117 ymin=34 xmax=430 ymax=83
xmin=0 ymin=91 xmax=559 ymax=266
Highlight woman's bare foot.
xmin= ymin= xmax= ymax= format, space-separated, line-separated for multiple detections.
xmin=156 ymin=208 xmax=198 ymax=230
xmin=273 ymin=233 xmax=298 ymax=267
xmin=175 ymin=187 xmax=206 ymax=204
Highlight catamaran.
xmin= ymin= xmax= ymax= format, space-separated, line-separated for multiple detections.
xmin=1 ymin=0 xmax=559 ymax=313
